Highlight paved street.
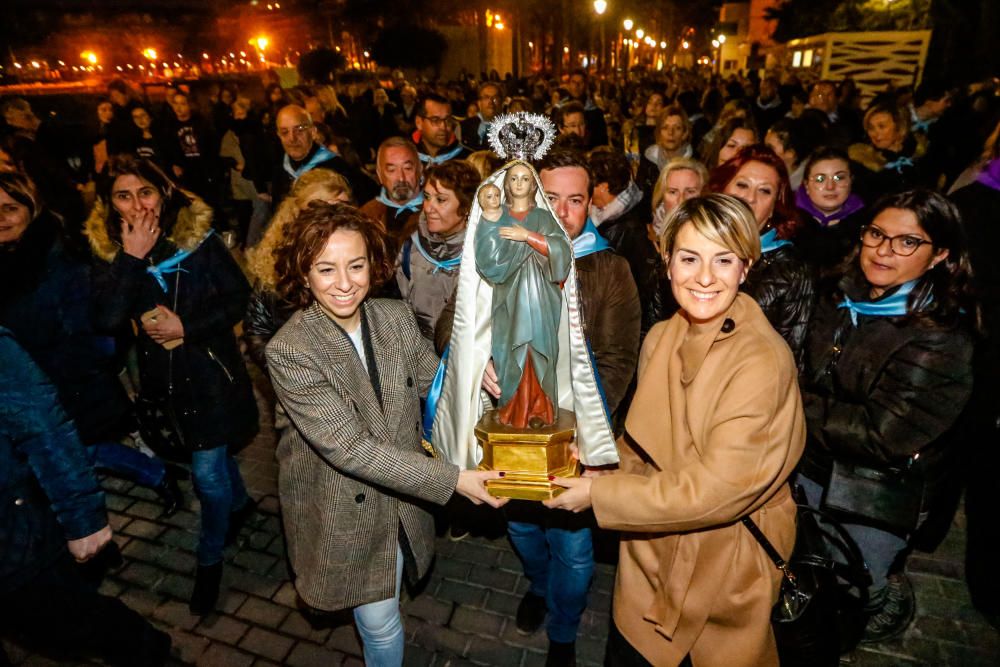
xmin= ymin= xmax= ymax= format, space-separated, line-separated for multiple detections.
xmin=4 ymin=385 xmax=998 ymax=666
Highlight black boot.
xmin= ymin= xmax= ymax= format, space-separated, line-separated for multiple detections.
xmin=154 ymin=471 xmax=184 ymax=517
xmin=546 ymin=639 xmax=576 ymax=667
xmin=225 ymin=498 xmax=257 ymax=546
xmin=516 ymin=591 xmax=547 ymax=635
xmin=189 ymin=562 xmax=223 ymax=616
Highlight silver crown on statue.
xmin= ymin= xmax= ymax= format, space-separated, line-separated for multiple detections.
xmin=487 ymin=112 xmax=557 ymax=162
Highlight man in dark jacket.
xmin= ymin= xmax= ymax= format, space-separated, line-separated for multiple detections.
xmin=413 ymin=94 xmax=471 ymax=166
xmin=0 ymin=328 xmax=171 ymax=666
xmin=164 ymin=91 xmax=224 ymax=210
xmin=460 ymin=82 xmax=503 ymax=151
xmin=270 ymin=105 xmax=377 ymax=206
xmin=589 ymin=149 xmax=669 ymax=336
xmin=561 ymin=69 xmax=608 ymax=149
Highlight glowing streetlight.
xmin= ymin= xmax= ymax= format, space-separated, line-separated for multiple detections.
xmin=635 ymin=29 xmax=644 ymax=39
xmin=660 ymin=41 xmax=666 ymax=49
xmin=252 ymin=36 xmax=269 ymax=51
xmin=593 ymin=0 xmax=607 ymax=14
xmin=718 ymin=34 xmax=727 ymax=44
xmin=712 ymin=39 xmax=720 ymax=48
xmin=142 ymin=48 xmax=158 ymax=61
xmin=682 ymin=41 xmax=690 ymax=50
xmin=623 ymin=18 xmax=633 ymax=31
xmin=81 ymin=51 xmax=98 ymax=65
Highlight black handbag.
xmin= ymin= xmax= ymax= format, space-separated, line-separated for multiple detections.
xmin=822 ymin=459 xmax=924 ymax=537
xmin=133 ymin=393 xmax=189 ymax=463
xmin=743 ymin=495 xmax=872 ymax=666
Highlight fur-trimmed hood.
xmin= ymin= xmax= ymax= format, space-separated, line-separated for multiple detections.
xmin=84 ymin=192 xmax=213 ymax=263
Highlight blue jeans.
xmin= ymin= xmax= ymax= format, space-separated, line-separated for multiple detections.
xmin=797 ymin=474 xmax=907 ymax=593
xmin=86 ymin=441 xmax=166 ymax=488
xmin=191 ymin=447 xmax=249 ymax=566
xmin=353 ymin=543 xmax=405 ymax=667
xmin=508 ymin=519 xmax=595 ymax=643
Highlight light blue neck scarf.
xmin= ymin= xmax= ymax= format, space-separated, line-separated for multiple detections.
xmin=760 ymin=228 xmax=791 ymax=254
xmin=418 ymin=144 xmax=463 ymax=165
xmin=146 ymin=229 xmax=215 ymax=292
xmin=838 ymin=278 xmax=925 ymax=326
xmin=572 ymin=218 xmax=611 ymax=259
xmin=376 ymin=188 xmax=423 ymax=217
xmin=283 ymin=145 xmax=337 ymax=180
xmin=884 ymin=156 xmax=915 ymax=174
xmin=410 ymin=231 xmax=462 ymax=273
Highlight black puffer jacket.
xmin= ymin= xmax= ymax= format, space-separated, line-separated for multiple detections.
xmin=244 ymin=288 xmax=298 ymax=372
xmin=87 ymin=196 xmax=258 ymax=454
xmin=798 ymin=269 xmax=974 ymax=511
xmin=741 ymin=243 xmax=814 ymax=365
xmin=597 ymin=204 xmax=666 ymax=338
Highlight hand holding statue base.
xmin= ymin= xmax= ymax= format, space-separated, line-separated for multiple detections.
xmin=476 ymin=409 xmax=577 ymax=500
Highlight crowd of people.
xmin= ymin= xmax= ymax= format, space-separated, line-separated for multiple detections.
xmin=2 ymin=63 xmax=999 ymax=667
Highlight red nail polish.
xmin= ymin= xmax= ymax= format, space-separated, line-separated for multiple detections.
xmin=498 ymin=471 xmax=505 ymax=477
xmin=548 ymin=475 xmax=555 ymax=481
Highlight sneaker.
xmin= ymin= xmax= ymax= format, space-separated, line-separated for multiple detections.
xmin=546 ymin=640 xmax=576 ymax=667
xmin=516 ymin=591 xmax=547 ymax=635
xmin=861 ymin=573 xmax=916 ymax=644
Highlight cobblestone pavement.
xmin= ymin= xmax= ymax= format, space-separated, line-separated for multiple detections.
xmin=5 ymin=386 xmax=999 ymax=666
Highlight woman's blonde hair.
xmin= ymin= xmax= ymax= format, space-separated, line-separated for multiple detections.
xmin=659 ymin=193 xmax=761 ymax=265
xmin=246 ymin=168 xmax=352 ymax=289
xmin=652 ymin=157 xmax=709 ymax=211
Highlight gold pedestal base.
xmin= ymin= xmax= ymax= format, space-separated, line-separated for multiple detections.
xmin=475 ymin=409 xmax=578 ymax=501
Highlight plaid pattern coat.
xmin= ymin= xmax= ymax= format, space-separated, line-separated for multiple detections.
xmin=266 ymin=299 xmax=459 ymax=611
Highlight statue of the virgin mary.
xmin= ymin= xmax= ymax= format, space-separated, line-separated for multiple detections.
xmin=431 ymin=113 xmax=618 ymax=473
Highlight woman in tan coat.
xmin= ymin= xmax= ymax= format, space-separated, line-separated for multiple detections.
xmin=547 ymin=194 xmax=805 ymax=667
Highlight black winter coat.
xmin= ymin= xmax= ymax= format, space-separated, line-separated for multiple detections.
xmin=741 ymin=243 xmax=814 ymax=364
xmin=0 ymin=213 xmax=132 ymax=443
xmin=597 ymin=202 xmax=667 ymax=338
xmin=798 ymin=270 xmax=974 ymax=511
xmin=87 ymin=197 xmax=258 ymax=454
xmin=0 ymin=329 xmax=107 ymax=592
xmin=243 ymin=288 xmax=298 ymax=372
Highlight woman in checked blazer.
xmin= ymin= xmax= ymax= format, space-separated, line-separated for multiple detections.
xmin=265 ymin=202 xmax=504 ymax=666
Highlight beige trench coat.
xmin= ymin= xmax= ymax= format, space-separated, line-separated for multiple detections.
xmin=591 ymin=293 xmax=805 ymax=666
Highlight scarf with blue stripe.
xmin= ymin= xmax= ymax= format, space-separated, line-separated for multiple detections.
xmin=572 ymin=218 xmax=611 ymax=258
xmin=760 ymin=228 xmax=791 ymax=254
xmin=376 ymin=189 xmax=424 ymax=218
xmin=146 ymin=229 xmax=215 ymax=292
xmin=283 ymin=145 xmax=337 ymax=180
xmin=838 ymin=278 xmax=926 ymax=326
xmin=418 ymin=143 xmax=464 ymax=165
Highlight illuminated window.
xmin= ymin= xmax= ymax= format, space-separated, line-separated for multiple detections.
xmin=792 ymin=51 xmax=802 ymax=68
xmin=803 ymin=49 xmax=814 ymax=67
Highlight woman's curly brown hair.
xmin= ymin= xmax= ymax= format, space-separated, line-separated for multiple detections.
xmin=273 ymin=202 xmax=394 ymax=309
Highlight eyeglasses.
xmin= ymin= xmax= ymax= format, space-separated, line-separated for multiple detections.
xmin=860 ymin=225 xmax=933 ymax=256
xmin=277 ymin=123 xmax=312 ymax=138
xmin=810 ymin=172 xmax=850 ymax=185
xmin=419 ymin=114 xmax=454 ymax=127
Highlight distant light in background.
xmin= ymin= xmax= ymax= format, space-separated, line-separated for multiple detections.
xmin=593 ymin=0 xmax=607 ymax=15
xmin=623 ymin=18 xmax=633 ymax=31
xmin=142 ymin=48 xmax=157 ymax=60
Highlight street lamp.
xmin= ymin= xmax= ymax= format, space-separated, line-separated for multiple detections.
xmin=592 ymin=1 xmax=607 ymax=73
xmin=80 ymin=51 xmax=98 ymax=65
xmin=623 ymin=18 xmax=633 ymax=31
xmin=142 ymin=48 xmax=157 ymax=61
xmin=635 ymin=29 xmax=644 ymax=40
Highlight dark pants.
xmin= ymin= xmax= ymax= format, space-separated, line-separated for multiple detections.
xmin=0 ymin=552 xmax=167 ymax=667
xmin=605 ymin=623 xmax=693 ymax=667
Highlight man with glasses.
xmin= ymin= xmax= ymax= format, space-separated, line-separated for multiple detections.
xmin=413 ymin=94 xmax=470 ymax=166
xmin=461 ymin=82 xmax=503 ymax=151
xmin=269 ymin=105 xmax=377 ymax=206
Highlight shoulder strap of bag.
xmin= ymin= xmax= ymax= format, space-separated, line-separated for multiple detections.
xmin=401 ymin=238 xmax=413 ymax=281
xmin=742 ymin=515 xmax=792 ymax=577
